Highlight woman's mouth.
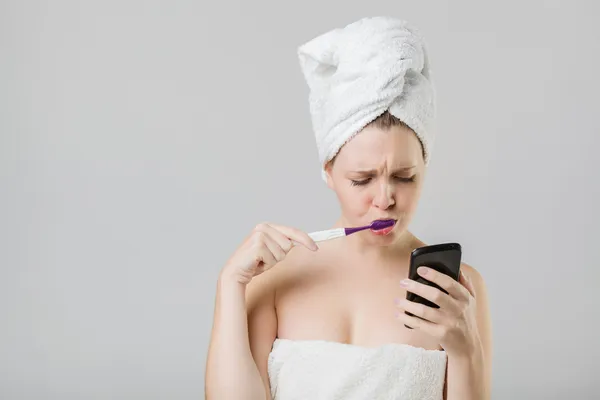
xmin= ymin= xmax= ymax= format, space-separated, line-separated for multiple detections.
xmin=370 ymin=219 xmax=396 ymax=236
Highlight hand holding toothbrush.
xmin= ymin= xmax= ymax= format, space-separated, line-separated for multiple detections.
xmin=220 ymin=222 xmax=319 ymax=285
xmin=220 ymin=219 xmax=396 ymax=285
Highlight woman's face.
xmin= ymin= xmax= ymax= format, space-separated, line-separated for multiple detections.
xmin=325 ymin=123 xmax=426 ymax=247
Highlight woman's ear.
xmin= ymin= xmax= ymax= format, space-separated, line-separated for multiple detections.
xmin=324 ymin=161 xmax=335 ymax=190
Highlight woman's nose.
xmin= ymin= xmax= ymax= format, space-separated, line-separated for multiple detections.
xmin=372 ymin=180 xmax=395 ymax=209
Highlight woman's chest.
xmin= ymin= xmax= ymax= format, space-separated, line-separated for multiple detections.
xmin=274 ymin=263 xmax=441 ymax=350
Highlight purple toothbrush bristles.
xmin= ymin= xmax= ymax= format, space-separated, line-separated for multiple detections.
xmin=370 ymin=219 xmax=396 ymax=230
xmin=344 ymin=219 xmax=396 ymax=235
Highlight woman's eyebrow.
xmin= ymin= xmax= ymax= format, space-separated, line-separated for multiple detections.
xmin=350 ymin=166 xmax=417 ymax=174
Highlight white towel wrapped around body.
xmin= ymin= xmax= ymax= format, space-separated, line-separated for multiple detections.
xmin=268 ymin=338 xmax=447 ymax=400
xmin=297 ymin=16 xmax=436 ymax=181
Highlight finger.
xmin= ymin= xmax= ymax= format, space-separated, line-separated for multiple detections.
xmin=394 ymin=297 xmax=446 ymax=324
xmin=254 ymin=223 xmax=294 ymax=254
xmin=254 ymin=240 xmax=279 ymax=270
xmin=395 ymin=308 xmax=441 ymax=336
xmin=416 ymin=266 xmax=470 ymax=302
xmin=400 ymin=278 xmax=461 ymax=315
xmin=262 ymin=222 xmax=318 ymax=251
xmin=261 ymin=232 xmax=287 ymax=263
xmin=250 ymin=231 xmax=280 ymax=269
xmin=459 ymin=269 xmax=476 ymax=298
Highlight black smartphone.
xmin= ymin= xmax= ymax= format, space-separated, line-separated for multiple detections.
xmin=404 ymin=242 xmax=462 ymax=329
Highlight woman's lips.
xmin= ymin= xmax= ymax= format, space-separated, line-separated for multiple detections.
xmin=370 ymin=219 xmax=396 ymax=235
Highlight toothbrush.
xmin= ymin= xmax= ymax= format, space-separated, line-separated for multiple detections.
xmin=307 ymin=219 xmax=396 ymax=242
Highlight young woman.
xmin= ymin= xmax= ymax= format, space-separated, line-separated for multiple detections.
xmin=205 ymin=16 xmax=492 ymax=400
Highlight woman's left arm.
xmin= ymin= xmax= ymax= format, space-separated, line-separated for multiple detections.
xmin=395 ymin=264 xmax=493 ymax=400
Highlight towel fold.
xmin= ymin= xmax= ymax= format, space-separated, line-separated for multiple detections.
xmin=297 ymin=16 xmax=436 ymax=181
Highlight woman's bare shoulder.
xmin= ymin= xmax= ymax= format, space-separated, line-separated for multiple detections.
xmin=453 ymin=262 xmax=486 ymax=286
xmin=460 ymin=261 xmax=486 ymax=289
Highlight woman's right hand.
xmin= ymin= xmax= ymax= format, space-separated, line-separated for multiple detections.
xmin=220 ymin=222 xmax=319 ymax=285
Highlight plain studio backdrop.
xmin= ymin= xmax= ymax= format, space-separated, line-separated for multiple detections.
xmin=1 ymin=0 xmax=598 ymax=399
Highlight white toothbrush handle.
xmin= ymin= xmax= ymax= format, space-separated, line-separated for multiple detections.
xmin=307 ymin=228 xmax=346 ymax=242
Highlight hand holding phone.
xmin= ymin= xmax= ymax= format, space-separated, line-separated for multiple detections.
xmin=404 ymin=243 xmax=462 ymax=329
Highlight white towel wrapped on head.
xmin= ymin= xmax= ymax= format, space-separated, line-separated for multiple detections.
xmin=297 ymin=16 xmax=436 ymax=181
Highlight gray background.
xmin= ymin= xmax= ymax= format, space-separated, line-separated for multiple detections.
xmin=2 ymin=0 xmax=599 ymax=399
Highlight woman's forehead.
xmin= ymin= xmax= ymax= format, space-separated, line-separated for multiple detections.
xmin=337 ymin=126 xmax=423 ymax=166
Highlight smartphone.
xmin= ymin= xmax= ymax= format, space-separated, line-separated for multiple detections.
xmin=404 ymin=242 xmax=462 ymax=329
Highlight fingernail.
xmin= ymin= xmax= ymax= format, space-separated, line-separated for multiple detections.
xmin=400 ymin=279 xmax=410 ymax=287
xmin=418 ymin=266 xmax=430 ymax=275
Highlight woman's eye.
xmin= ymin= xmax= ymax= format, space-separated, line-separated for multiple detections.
xmin=350 ymin=175 xmax=416 ymax=186
xmin=395 ymin=175 xmax=416 ymax=183
xmin=350 ymin=178 xmax=371 ymax=186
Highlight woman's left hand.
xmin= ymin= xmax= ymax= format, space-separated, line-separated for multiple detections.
xmin=394 ymin=266 xmax=482 ymax=359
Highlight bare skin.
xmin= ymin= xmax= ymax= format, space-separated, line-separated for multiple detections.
xmin=272 ymin=231 xmax=435 ymax=349
xmin=206 ymin=122 xmax=492 ymax=400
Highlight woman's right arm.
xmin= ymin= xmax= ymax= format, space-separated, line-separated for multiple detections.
xmin=204 ymin=223 xmax=317 ymax=400
xmin=205 ymin=271 xmax=276 ymax=400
